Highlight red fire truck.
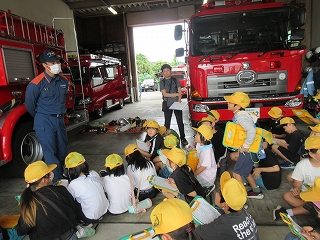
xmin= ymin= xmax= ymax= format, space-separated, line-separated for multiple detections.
xmin=171 ymin=65 xmax=188 ymax=97
xmin=175 ymin=0 xmax=306 ymax=125
xmin=68 ymin=54 xmax=129 ymax=118
xmin=0 ymin=10 xmax=88 ymax=176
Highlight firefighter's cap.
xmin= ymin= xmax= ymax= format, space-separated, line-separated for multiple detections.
xmin=25 ymin=161 xmax=57 ymax=183
xmin=65 ymin=152 xmax=86 ymax=168
xmin=39 ymin=50 xmax=59 ymax=63
xmin=224 ymin=92 xmax=250 ymax=108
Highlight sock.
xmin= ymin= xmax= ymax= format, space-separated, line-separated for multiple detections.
xmin=286 ymin=209 xmax=294 ymax=217
xmin=252 ymin=187 xmax=260 ymax=193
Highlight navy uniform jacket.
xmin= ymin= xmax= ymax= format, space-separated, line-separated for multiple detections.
xmin=25 ymin=72 xmax=69 ymax=117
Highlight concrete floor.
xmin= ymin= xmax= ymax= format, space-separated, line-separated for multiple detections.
xmin=0 ymin=91 xmax=318 ymax=239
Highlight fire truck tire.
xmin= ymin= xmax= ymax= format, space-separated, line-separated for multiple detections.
xmin=94 ymin=108 xmax=104 ymax=118
xmin=1 ymin=122 xmax=43 ymax=177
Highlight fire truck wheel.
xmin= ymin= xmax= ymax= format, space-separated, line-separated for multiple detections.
xmin=4 ymin=122 xmax=43 ymax=177
xmin=94 ymin=108 xmax=104 ymax=118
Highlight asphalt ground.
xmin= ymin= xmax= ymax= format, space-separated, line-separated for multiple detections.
xmin=0 ymin=91 xmax=318 ymax=239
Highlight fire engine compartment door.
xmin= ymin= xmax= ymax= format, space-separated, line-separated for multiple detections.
xmin=3 ymin=47 xmax=35 ymax=83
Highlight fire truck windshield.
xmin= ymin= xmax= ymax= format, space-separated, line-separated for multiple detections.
xmin=190 ymin=7 xmax=290 ymax=57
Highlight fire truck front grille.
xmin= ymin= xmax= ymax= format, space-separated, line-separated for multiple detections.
xmin=207 ymin=70 xmax=288 ymax=98
xmin=220 ymin=78 xmax=275 ymax=89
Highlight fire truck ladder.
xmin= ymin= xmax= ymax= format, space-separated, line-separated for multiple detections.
xmin=0 ymin=9 xmax=65 ymax=49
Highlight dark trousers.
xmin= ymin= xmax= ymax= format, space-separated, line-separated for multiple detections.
xmin=164 ymin=109 xmax=185 ymax=139
xmin=34 ymin=113 xmax=68 ymax=182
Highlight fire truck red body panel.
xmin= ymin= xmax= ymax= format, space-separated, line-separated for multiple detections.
xmin=0 ymin=9 xmax=87 ymax=174
xmin=68 ymin=54 xmax=128 ymax=115
xmin=171 ymin=65 xmax=188 ymax=97
xmin=183 ymin=1 xmax=306 ymax=123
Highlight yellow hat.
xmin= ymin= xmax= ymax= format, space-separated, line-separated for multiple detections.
xmin=150 ymin=198 xmax=193 ymax=236
xmin=268 ymin=107 xmax=282 ymax=119
xmin=166 ymin=147 xmax=186 ymax=167
xmin=220 ymin=172 xmax=247 ymax=211
xmin=142 ymin=120 xmax=149 ymax=128
xmin=65 ymin=152 xmax=86 ymax=168
xmin=124 ymin=144 xmax=138 ymax=156
xmin=207 ymin=110 xmax=220 ymax=121
xmin=300 ymin=177 xmax=320 ymax=202
xmin=192 ymin=124 xmax=213 ymax=140
xmin=198 ymin=116 xmax=214 ymax=126
xmin=279 ymin=117 xmax=295 ymax=126
xmin=308 ymin=124 xmax=320 ymax=133
xmin=159 ymin=126 xmax=167 ymax=136
xmin=147 ymin=120 xmax=160 ymax=130
xmin=164 ymin=134 xmax=179 ymax=148
xmin=105 ymin=154 xmax=123 ymax=169
xmin=314 ymin=92 xmax=320 ymax=100
xmin=224 ymin=92 xmax=250 ymax=108
xmin=305 ymin=136 xmax=320 ymax=150
xmin=24 ymin=160 xmax=57 ymax=183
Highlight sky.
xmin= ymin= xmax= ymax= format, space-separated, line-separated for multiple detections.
xmin=133 ymin=23 xmax=185 ymax=63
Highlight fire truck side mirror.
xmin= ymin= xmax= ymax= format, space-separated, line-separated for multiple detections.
xmin=174 ymin=25 xmax=183 ymax=41
xmin=290 ymin=7 xmax=306 ymax=28
xmin=175 ymin=48 xmax=185 ymax=58
xmin=290 ymin=29 xmax=305 ymax=41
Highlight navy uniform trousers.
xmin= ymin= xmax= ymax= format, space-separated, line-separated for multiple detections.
xmin=34 ymin=112 xmax=67 ymax=182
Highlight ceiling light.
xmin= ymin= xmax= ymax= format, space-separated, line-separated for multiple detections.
xmin=108 ymin=6 xmax=117 ymax=15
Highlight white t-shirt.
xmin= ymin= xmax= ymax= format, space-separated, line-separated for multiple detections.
xmin=102 ymin=174 xmax=132 ymax=214
xmin=291 ymin=158 xmax=320 ymax=191
xmin=196 ymin=143 xmax=217 ymax=185
xmin=126 ymin=164 xmax=156 ymax=190
xmin=67 ymin=170 xmax=109 ymax=220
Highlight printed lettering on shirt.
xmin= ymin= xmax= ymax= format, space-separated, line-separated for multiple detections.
xmin=60 ymin=84 xmax=67 ymax=88
xmin=232 ymin=215 xmax=257 ymax=239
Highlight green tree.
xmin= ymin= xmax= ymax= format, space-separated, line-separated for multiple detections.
xmin=152 ymin=60 xmax=169 ymax=78
xmin=136 ymin=53 xmax=152 ymax=75
xmin=170 ymin=55 xmax=180 ymax=66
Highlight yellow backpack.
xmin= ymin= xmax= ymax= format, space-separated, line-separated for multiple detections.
xmin=222 ymin=122 xmax=272 ymax=153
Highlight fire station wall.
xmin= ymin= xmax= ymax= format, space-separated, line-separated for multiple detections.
xmin=0 ymin=0 xmax=77 ymax=56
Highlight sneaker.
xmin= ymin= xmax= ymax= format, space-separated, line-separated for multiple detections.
xmin=205 ymin=184 xmax=215 ymax=197
xmin=181 ymin=138 xmax=188 ymax=145
xmin=280 ymin=162 xmax=296 ymax=169
xmin=273 ymin=205 xmax=287 ymax=221
xmin=99 ymin=170 xmax=107 ymax=177
xmin=247 ymin=190 xmax=264 ymax=199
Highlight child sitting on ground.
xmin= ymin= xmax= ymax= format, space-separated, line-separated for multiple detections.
xmin=159 ymin=125 xmax=180 ymax=146
xmin=267 ymin=107 xmax=286 ymax=139
xmin=100 ymin=154 xmax=132 ymax=215
xmin=138 ymin=120 xmax=164 ymax=168
xmin=125 ymin=144 xmax=158 ymax=201
xmin=191 ymin=124 xmax=217 ymax=196
xmin=65 ymin=152 xmax=109 ymax=225
xmin=162 ymin=147 xmax=205 ymax=203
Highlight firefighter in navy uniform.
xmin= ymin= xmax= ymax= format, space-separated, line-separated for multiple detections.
xmin=25 ymin=50 xmax=69 ymax=183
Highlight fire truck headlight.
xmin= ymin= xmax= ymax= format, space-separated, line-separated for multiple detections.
xmin=192 ymin=104 xmax=209 ymax=112
xmin=279 ymin=73 xmax=286 ymax=80
xmin=78 ymin=97 xmax=92 ymax=105
xmin=285 ymin=98 xmax=302 ymax=108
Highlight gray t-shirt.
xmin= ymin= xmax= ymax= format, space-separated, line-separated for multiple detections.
xmin=159 ymin=77 xmax=180 ymax=107
xmin=196 ymin=209 xmax=260 ymax=240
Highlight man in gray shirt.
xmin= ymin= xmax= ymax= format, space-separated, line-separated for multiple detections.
xmin=160 ymin=64 xmax=188 ymax=145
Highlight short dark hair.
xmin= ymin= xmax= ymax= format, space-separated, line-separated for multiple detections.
xmin=161 ymin=64 xmax=171 ymax=72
